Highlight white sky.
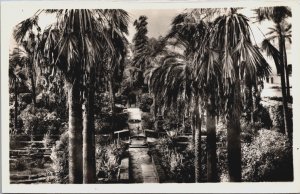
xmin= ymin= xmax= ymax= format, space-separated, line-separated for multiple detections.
xmin=8 ymin=8 xmax=288 ymax=74
xmin=9 ymin=8 xmax=272 ymax=44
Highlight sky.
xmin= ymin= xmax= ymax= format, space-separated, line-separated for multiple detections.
xmin=126 ymin=9 xmax=183 ymax=41
xmin=9 ymin=8 xmax=271 ymax=44
xmin=8 ymin=7 xmax=288 ymax=75
xmin=8 ymin=9 xmax=183 ymax=45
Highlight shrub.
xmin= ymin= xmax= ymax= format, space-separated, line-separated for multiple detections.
xmin=240 ymin=119 xmax=261 ymax=143
xmin=19 ymin=105 xmax=61 ymax=137
xmin=139 ymin=93 xmax=153 ymax=112
xmin=153 ymin=137 xmax=196 ymax=182
xmin=242 ymin=129 xmax=293 ymax=181
xmin=141 ymin=112 xmax=154 ymax=130
xmin=217 ymin=121 xmax=293 ymax=182
xmin=95 ymin=112 xmax=128 ymax=134
xmin=255 ymin=104 xmax=273 ymax=129
xmin=50 ymin=131 xmax=69 ymax=183
xmin=263 ymin=102 xmax=293 ymax=133
xmin=95 ymin=92 xmax=111 ymax=115
xmin=96 ymin=142 xmax=127 ymax=181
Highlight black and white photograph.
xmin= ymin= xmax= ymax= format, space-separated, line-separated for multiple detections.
xmin=1 ymin=0 xmax=300 ymax=193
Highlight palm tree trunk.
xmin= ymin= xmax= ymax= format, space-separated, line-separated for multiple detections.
xmin=206 ymin=107 xmax=217 ymax=182
xmin=282 ymin=37 xmax=292 ymax=137
xmin=227 ymin=81 xmax=242 ymax=182
xmin=249 ymin=86 xmax=254 ymax=124
xmin=282 ymin=40 xmax=290 ymax=98
xmin=14 ymin=80 xmax=18 ymax=132
xmin=109 ymin=75 xmax=115 ymax=113
xmin=68 ymin=79 xmax=83 ymax=183
xmin=194 ymin=97 xmax=202 ymax=183
xmin=279 ymin=72 xmax=289 ymax=136
xmin=191 ymin=113 xmax=195 ymax=147
xmin=278 ymin=24 xmax=289 ymax=136
xmin=83 ymin=77 xmax=96 ymax=183
xmin=29 ymin=65 xmax=36 ymax=106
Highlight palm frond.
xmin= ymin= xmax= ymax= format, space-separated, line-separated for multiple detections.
xmin=261 ymin=39 xmax=281 ymax=74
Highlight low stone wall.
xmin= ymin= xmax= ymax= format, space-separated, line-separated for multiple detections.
xmin=149 ymin=151 xmax=167 ymax=183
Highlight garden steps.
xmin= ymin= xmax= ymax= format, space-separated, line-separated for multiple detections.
xmin=10 ymin=177 xmax=49 ymax=184
xmin=129 ymin=144 xmax=148 ymax=148
xmin=10 ymin=173 xmax=55 ymax=184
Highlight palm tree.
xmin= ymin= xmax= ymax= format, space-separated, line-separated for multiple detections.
xmin=255 ymin=6 xmax=292 ymax=136
xmin=206 ymin=8 xmax=270 ymax=181
xmin=167 ymin=10 xmax=221 ymax=182
xmin=9 ymin=48 xmax=28 ymax=132
xmin=193 ymin=47 xmax=222 ymax=182
xmin=131 ymin=15 xmax=151 ymax=104
xmin=193 ymin=97 xmax=202 ymax=182
xmin=38 ymin=9 xmax=120 ymax=183
xmin=157 ymin=8 xmax=269 ymax=183
xmin=39 ymin=9 xmax=129 ymax=183
xmin=104 ymin=9 xmax=129 ymax=114
xmin=82 ymin=70 xmax=96 ymax=183
xmin=148 ymin=53 xmax=202 ymax=181
xmin=13 ymin=16 xmax=42 ymax=106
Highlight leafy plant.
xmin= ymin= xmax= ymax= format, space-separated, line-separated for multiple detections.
xmin=139 ymin=93 xmax=153 ymax=112
xmin=96 ymin=142 xmax=127 ymax=181
xmin=50 ymin=131 xmax=69 ymax=183
xmin=242 ymin=129 xmax=293 ymax=181
xmin=153 ymin=137 xmax=196 ymax=182
xmin=263 ymin=103 xmax=293 ymax=133
xmin=19 ymin=104 xmax=62 ymax=137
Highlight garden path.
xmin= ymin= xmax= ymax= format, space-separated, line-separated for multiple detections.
xmin=127 ymin=108 xmax=159 ymax=183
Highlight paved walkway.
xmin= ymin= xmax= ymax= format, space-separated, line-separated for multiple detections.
xmin=129 ymin=147 xmax=158 ymax=183
xmin=127 ymin=108 xmax=159 ymax=183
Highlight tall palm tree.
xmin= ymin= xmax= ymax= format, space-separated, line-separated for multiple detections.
xmin=193 ymin=95 xmax=202 ymax=183
xmin=193 ymin=47 xmax=223 ymax=182
xmin=206 ymin=8 xmax=270 ymax=181
xmin=166 ymin=12 xmax=204 ymax=183
xmin=156 ymin=8 xmax=270 ymax=183
xmin=39 ymin=9 xmax=119 ymax=183
xmin=255 ymin=6 xmax=292 ymax=136
xmin=148 ymin=53 xmax=202 ymax=181
xmin=9 ymin=48 xmax=28 ymax=132
xmin=167 ymin=10 xmax=222 ymax=182
xmin=131 ymin=15 xmax=151 ymax=104
xmin=13 ymin=16 xmax=42 ymax=106
xmin=82 ymin=69 xmax=96 ymax=183
xmin=104 ymin=9 xmax=129 ymax=114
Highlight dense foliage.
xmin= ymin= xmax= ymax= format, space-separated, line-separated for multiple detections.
xmin=96 ymin=142 xmax=128 ymax=182
xmin=242 ymin=129 xmax=293 ymax=181
xmin=151 ymin=137 xmax=196 ymax=182
xmin=50 ymin=131 xmax=69 ymax=183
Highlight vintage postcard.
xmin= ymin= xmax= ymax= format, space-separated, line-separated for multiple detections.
xmin=1 ymin=0 xmax=300 ymax=193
